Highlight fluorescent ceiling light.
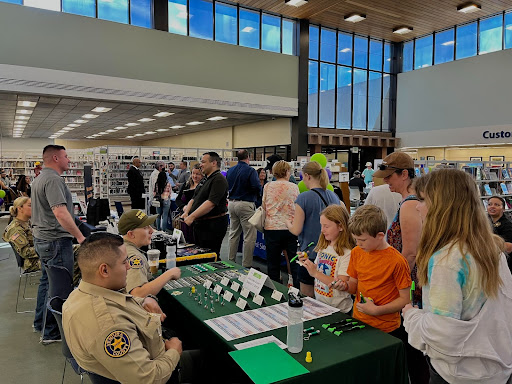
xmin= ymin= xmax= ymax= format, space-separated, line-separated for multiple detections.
xmin=344 ymin=13 xmax=366 ymax=23
xmin=153 ymin=112 xmax=174 ymax=117
xmin=442 ymin=40 xmax=455 ymax=46
xmin=284 ymin=0 xmax=308 ymax=7
xmin=125 ymin=123 xmax=140 ymax=127
xmin=241 ymin=27 xmax=255 ymax=33
xmin=393 ymin=26 xmax=413 ymax=35
xmin=98 ymin=132 xmax=108 ymax=135
xmin=16 ymin=109 xmax=33 ymax=115
xmin=138 ymin=118 xmax=155 ymax=123
xmin=207 ymin=116 xmax=228 ymax=121
xmin=18 ymin=101 xmax=37 ymax=107
xmin=74 ymin=119 xmax=88 ymax=124
xmin=91 ymin=108 xmax=111 ymax=113
xmin=68 ymin=124 xmax=80 ymax=127
xmin=14 ymin=122 xmax=26 ymax=126
xmin=170 ymin=125 xmax=185 ymax=129
xmin=16 ymin=116 xmax=29 ymax=120
xmin=106 ymin=129 xmax=116 ymax=133
xmin=457 ymin=2 xmax=481 ymax=13
xmin=340 ymin=48 xmax=351 ymax=53
xmin=134 ymin=133 xmax=144 ymax=136
xmin=82 ymin=114 xmax=99 ymax=119
xmin=126 ymin=135 xmax=135 ymax=139
xmin=86 ymin=136 xmax=95 ymax=139
xmin=114 ymin=126 xmax=127 ymax=130
xmin=145 ymin=131 xmax=156 ymax=134
xmin=156 ymin=128 xmax=170 ymax=132
xmin=62 ymin=128 xmax=74 ymax=131
xmin=186 ymin=121 xmax=204 ymax=125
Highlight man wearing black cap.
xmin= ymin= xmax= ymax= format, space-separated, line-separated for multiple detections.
xmin=266 ymin=154 xmax=297 ymax=184
xmin=119 ymin=209 xmax=181 ymax=297
xmin=349 ymin=170 xmax=366 ymax=198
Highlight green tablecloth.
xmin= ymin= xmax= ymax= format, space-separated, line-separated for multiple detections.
xmin=158 ymin=261 xmax=407 ymax=384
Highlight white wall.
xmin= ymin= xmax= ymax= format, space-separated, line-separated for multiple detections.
xmin=0 ymin=137 xmax=52 ymax=153
xmin=396 ymin=49 xmax=512 ymax=147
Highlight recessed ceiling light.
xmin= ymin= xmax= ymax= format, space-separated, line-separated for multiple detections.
xmin=68 ymin=124 xmax=80 ymax=127
xmin=86 ymin=136 xmax=95 ymax=139
xmin=17 ymin=101 xmax=37 ymax=107
xmin=98 ymin=132 xmax=108 ymax=135
xmin=457 ymin=2 xmax=481 ymax=13
xmin=114 ymin=126 xmax=127 ymax=130
xmin=74 ymin=119 xmax=88 ymax=124
xmin=62 ymin=127 xmax=74 ymax=131
xmin=241 ymin=27 xmax=255 ymax=33
xmin=153 ymin=112 xmax=174 ymax=117
xmin=156 ymin=128 xmax=170 ymax=132
xmin=14 ymin=120 xmax=27 ymax=124
xmin=207 ymin=116 xmax=228 ymax=121
xmin=186 ymin=121 xmax=204 ymax=125
xmin=91 ymin=107 xmax=111 ymax=113
xmin=138 ymin=118 xmax=155 ymax=123
xmin=284 ymin=0 xmax=308 ymax=7
xmin=16 ymin=109 xmax=33 ymax=115
xmin=344 ymin=13 xmax=366 ymax=23
xmin=126 ymin=135 xmax=135 ymax=139
xmin=14 ymin=124 xmax=26 ymax=128
xmin=393 ymin=26 xmax=413 ymax=35
xmin=106 ymin=129 xmax=116 ymax=133
xmin=145 ymin=131 xmax=156 ymax=134
xmin=170 ymin=125 xmax=185 ymax=129
xmin=125 ymin=123 xmax=140 ymax=127
xmin=134 ymin=133 xmax=144 ymax=136
xmin=16 ymin=116 xmax=29 ymax=120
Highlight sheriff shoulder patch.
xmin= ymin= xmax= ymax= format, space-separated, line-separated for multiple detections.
xmin=104 ymin=330 xmax=131 ymax=358
xmin=129 ymin=256 xmax=142 ymax=269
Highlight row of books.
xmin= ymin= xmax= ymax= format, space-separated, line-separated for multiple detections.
xmin=465 ymin=166 xmax=512 ymax=181
xmin=481 ymin=183 xmax=512 ymax=196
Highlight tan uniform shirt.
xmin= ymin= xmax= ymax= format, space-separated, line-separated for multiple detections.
xmin=2 ymin=218 xmax=40 ymax=272
xmin=125 ymin=240 xmax=153 ymax=293
xmin=63 ymin=281 xmax=180 ymax=383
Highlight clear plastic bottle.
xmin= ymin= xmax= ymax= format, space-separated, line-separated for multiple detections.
xmin=286 ymin=293 xmax=303 ymax=353
xmin=166 ymin=243 xmax=176 ymax=270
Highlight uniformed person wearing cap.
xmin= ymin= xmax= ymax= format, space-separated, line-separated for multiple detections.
xmin=119 ymin=209 xmax=181 ymax=298
xmin=2 ymin=197 xmax=40 ymax=272
xmin=63 ymin=232 xmax=184 ymax=383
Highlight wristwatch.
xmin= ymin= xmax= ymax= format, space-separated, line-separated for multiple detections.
xmin=145 ymin=294 xmax=159 ymax=303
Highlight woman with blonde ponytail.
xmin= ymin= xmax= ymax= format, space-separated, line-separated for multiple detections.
xmin=286 ymin=160 xmax=341 ymax=297
xmin=403 ymin=169 xmax=512 ymax=384
xmin=2 ymin=197 xmax=40 ymax=272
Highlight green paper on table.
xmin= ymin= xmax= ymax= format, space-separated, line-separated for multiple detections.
xmin=229 ymin=343 xmax=309 ymax=384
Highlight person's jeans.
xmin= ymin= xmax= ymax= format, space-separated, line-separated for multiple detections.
xmin=228 ymin=201 xmax=257 ymax=268
xmin=34 ymin=237 xmax=74 ymax=340
xmin=264 ymin=229 xmax=299 ymax=288
xmin=158 ymin=199 xmax=171 ymax=231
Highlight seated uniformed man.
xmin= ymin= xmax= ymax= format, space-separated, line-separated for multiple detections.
xmin=3 ymin=197 xmax=40 ymax=273
xmin=119 ymin=209 xmax=181 ymax=297
xmin=63 ymin=232 xmax=183 ymax=383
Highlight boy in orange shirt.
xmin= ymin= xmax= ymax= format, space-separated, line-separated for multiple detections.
xmin=335 ymin=205 xmax=411 ymax=335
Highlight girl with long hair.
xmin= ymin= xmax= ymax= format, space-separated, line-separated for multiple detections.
xmin=403 ymin=169 xmax=512 ymax=384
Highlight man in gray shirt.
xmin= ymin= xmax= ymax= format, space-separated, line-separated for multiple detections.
xmin=32 ymin=145 xmax=86 ymax=345
xmin=175 ymin=161 xmax=190 ymax=191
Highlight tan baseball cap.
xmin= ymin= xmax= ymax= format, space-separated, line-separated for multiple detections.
xmin=118 ymin=209 xmax=157 ymax=235
xmin=373 ymin=152 xmax=415 ymax=178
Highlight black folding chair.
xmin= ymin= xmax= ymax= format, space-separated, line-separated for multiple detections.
xmin=46 ymin=264 xmax=74 ymax=300
xmin=11 ymin=243 xmax=40 ymax=313
xmin=47 ymin=296 xmax=86 ymax=384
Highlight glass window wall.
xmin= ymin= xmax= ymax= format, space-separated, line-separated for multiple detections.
xmin=261 ymin=13 xmax=280 ymax=53
xmin=239 ymin=9 xmax=259 ymax=49
xmin=63 ymin=0 xmax=95 ymax=17
xmin=434 ymin=28 xmax=454 ymax=64
xmin=215 ymin=2 xmax=237 ymax=45
xmin=189 ymin=0 xmax=213 ymax=40
xmin=479 ymin=15 xmax=503 ymax=54
xmin=98 ymin=0 xmax=128 ymax=24
xmin=414 ymin=34 xmax=433 ymax=69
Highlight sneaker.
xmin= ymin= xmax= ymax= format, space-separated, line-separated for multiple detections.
xmin=32 ymin=325 xmax=41 ymax=333
xmin=40 ymin=336 xmax=61 ymax=345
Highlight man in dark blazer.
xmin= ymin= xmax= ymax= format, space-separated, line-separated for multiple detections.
xmin=127 ymin=157 xmax=145 ymax=209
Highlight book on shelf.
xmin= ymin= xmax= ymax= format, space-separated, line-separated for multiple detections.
xmin=500 ymin=183 xmax=508 ymax=195
xmin=502 ymin=169 xmax=510 ymax=180
xmin=507 ymin=182 xmax=512 ymax=194
xmin=483 ymin=184 xmax=493 ymax=196
xmin=483 ymin=199 xmax=488 ymax=210
xmin=414 ymin=168 xmax=421 ymax=178
xmin=489 ymin=168 xmax=500 ymax=181
xmin=482 ymin=168 xmax=491 ymax=180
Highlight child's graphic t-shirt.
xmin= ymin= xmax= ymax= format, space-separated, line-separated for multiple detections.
xmin=314 ymin=245 xmax=352 ymax=313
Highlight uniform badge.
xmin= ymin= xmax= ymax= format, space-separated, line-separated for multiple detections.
xmin=104 ymin=330 xmax=130 ymax=358
xmin=129 ymin=256 xmax=142 ymax=269
xmin=11 ymin=233 xmax=20 ymax=241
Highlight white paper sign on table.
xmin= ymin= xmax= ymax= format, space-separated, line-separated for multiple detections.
xmin=288 ymin=286 xmax=300 ymax=296
xmin=223 ymin=291 xmax=233 ymax=302
xmin=213 ymin=285 xmax=222 ymax=294
xmin=231 ymin=281 xmax=240 ymax=292
xmin=203 ymin=280 xmax=212 ymax=289
xmin=242 ymin=268 xmax=276 ymax=296
xmin=253 ymin=294 xmax=264 ymax=306
xmin=221 ymin=277 xmax=230 ymax=286
xmin=234 ymin=336 xmax=287 ymax=350
xmin=271 ymin=290 xmax=283 ymax=301
xmin=240 ymin=288 xmax=250 ymax=298
xmin=236 ymin=298 xmax=247 ymax=310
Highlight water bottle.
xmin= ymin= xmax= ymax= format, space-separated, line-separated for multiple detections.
xmin=286 ymin=293 xmax=303 ymax=353
xmin=166 ymin=243 xmax=176 ymax=270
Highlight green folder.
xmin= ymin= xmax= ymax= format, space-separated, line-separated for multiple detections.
xmin=229 ymin=343 xmax=309 ymax=384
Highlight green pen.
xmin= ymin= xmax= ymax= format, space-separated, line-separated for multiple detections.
xmin=410 ymin=281 xmax=415 ymax=302
xmin=360 ymin=292 xmax=366 ymax=304
xmin=290 ymin=242 xmax=316 ymax=264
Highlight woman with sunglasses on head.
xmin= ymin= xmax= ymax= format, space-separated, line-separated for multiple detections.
xmin=403 ymin=169 xmax=512 ymax=384
xmin=373 ymin=151 xmax=428 ymax=384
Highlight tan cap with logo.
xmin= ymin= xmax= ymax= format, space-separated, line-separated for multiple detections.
xmin=118 ymin=209 xmax=157 ymax=235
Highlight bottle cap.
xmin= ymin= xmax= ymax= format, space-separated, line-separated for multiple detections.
xmin=305 ymin=351 xmax=312 ymax=363
xmin=288 ymin=293 xmax=303 ymax=308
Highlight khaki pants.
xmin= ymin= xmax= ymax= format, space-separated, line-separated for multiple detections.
xmin=228 ymin=200 xmax=257 ymax=268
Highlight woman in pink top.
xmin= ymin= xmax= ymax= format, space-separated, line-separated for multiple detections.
xmin=262 ymin=160 xmax=299 ymax=286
